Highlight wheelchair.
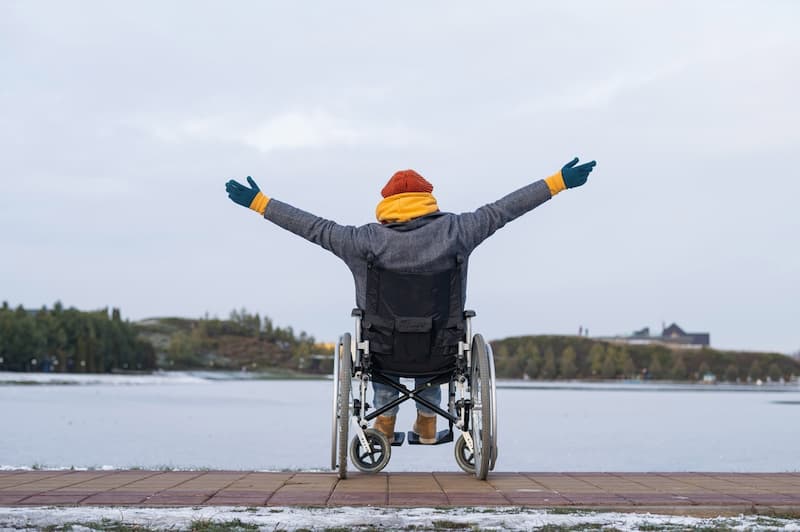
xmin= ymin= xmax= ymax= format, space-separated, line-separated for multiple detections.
xmin=330 ymin=259 xmax=498 ymax=480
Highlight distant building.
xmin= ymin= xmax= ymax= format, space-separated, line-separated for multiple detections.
xmin=660 ymin=323 xmax=710 ymax=347
xmin=600 ymin=322 xmax=710 ymax=348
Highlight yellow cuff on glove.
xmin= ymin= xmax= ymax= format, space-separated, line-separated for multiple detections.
xmin=249 ymin=192 xmax=270 ymax=215
xmin=544 ymin=170 xmax=566 ymax=197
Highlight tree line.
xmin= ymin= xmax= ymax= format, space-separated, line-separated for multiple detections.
xmin=491 ymin=335 xmax=800 ymax=382
xmin=0 ymin=302 xmax=155 ymax=372
xmin=0 ymin=303 xmax=319 ymax=374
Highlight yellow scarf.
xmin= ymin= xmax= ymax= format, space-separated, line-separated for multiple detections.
xmin=375 ymin=192 xmax=439 ymax=223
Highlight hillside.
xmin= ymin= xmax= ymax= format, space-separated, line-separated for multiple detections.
xmin=490 ymin=335 xmax=800 ymax=382
xmin=133 ymin=310 xmax=330 ymax=374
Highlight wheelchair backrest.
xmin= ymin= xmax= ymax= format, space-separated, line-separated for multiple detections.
xmin=361 ymin=258 xmax=465 ymax=376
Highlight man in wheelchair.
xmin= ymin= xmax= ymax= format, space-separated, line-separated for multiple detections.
xmin=226 ymin=158 xmax=596 ymax=475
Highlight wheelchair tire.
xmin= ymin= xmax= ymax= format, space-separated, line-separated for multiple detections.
xmin=330 ymin=338 xmax=340 ymax=471
xmin=454 ymin=433 xmax=475 ymax=474
xmin=486 ymin=342 xmax=498 ymax=471
xmin=336 ymin=333 xmax=352 ymax=479
xmin=470 ymin=333 xmax=492 ymax=480
xmin=350 ymin=428 xmax=391 ymax=473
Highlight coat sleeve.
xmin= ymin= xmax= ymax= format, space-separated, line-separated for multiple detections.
xmin=262 ymin=199 xmax=365 ymax=261
xmin=454 ymin=179 xmax=552 ymax=251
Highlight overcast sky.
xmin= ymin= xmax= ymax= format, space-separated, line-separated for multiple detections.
xmin=1 ymin=1 xmax=798 ymax=354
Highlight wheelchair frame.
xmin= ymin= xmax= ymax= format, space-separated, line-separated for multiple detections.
xmin=331 ymin=309 xmax=498 ymax=480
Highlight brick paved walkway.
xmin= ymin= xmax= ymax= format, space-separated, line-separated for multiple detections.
xmin=1 ymin=471 xmax=799 ymax=516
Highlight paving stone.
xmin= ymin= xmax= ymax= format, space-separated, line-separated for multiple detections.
xmin=112 ymin=472 xmax=206 ymax=492
xmin=145 ymin=497 xmax=210 ymax=506
xmin=267 ymin=492 xmax=330 ymax=506
xmin=329 ymin=474 xmax=387 ymax=506
xmin=559 ymin=493 xmax=632 ymax=506
xmin=0 ymin=494 xmax=31 ymax=504
xmin=501 ymin=493 xmax=572 ymax=506
xmin=388 ymin=473 xmax=446 ymax=506
xmin=738 ymin=494 xmax=800 ymax=505
xmin=81 ymin=492 xmax=152 ymax=505
xmin=267 ymin=472 xmax=337 ymax=506
xmin=20 ymin=493 xmax=90 ymax=505
xmin=205 ymin=495 xmax=269 ymax=506
xmin=0 ymin=471 xmax=73 ymax=490
xmin=618 ymin=493 xmax=699 ymax=506
xmin=684 ymin=493 xmax=754 ymax=505
xmin=487 ymin=472 xmax=562 ymax=505
xmin=389 ymin=492 xmax=449 ymax=506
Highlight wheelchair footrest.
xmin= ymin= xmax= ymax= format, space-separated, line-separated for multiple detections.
xmin=407 ymin=429 xmax=453 ymax=446
xmin=391 ymin=431 xmax=405 ymax=446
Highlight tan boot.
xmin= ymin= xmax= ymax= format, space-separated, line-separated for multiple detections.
xmin=413 ymin=411 xmax=437 ymax=444
xmin=373 ymin=415 xmax=396 ymax=441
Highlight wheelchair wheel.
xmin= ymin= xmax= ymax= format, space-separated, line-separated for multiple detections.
xmin=350 ymin=428 xmax=391 ymax=473
xmin=470 ymin=333 xmax=492 ymax=480
xmin=454 ymin=433 xmax=475 ymax=474
xmin=486 ymin=342 xmax=498 ymax=471
xmin=330 ymin=339 xmax=339 ymax=470
xmin=331 ymin=333 xmax=352 ymax=479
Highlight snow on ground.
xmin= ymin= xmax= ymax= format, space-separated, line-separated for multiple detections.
xmin=1 ymin=506 xmax=799 ymax=531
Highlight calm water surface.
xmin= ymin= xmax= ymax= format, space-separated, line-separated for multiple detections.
xmin=1 ymin=379 xmax=798 ymax=472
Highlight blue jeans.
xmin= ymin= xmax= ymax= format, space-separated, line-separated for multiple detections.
xmin=373 ymin=376 xmax=441 ymax=417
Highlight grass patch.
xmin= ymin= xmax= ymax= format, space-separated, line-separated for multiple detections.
xmin=430 ymin=520 xmax=478 ymax=530
xmin=535 ymin=526 xmax=608 ymax=532
xmin=189 ymin=518 xmax=259 ymax=531
xmin=545 ymin=507 xmax=592 ymax=515
xmin=43 ymin=519 xmax=152 ymax=531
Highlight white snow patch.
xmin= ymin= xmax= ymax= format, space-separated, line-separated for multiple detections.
xmin=1 ymin=506 xmax=798 ymax=531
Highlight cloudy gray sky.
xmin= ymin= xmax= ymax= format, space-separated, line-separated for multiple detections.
xmin=1 ymin=1 xmax=798 ymax=354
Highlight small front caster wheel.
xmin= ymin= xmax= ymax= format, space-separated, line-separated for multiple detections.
xmin=350 ymin=429 xmax=391 ymax=473
xmin=454 ymin=433 xmax=475 ymax=474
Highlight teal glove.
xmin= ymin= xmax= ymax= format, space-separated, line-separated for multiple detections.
xmin=561 ymin=157 xmax=597 ymax=189
xmin=226 ymin=176 xmax=269 ymax=214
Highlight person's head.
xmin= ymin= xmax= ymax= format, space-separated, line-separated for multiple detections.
xmin=375 ymin=169 xmax=439 ymax=224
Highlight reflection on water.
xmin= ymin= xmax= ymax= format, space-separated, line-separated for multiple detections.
xmin=1 ymin=379 xmax=798 ymax=472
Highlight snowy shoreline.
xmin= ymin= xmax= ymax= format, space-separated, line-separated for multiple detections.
xmin=2 ymin=505 xmax=798 ymax=531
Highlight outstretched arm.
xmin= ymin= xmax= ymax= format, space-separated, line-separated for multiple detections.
xmin=225 ymin=176 xmax=363 ymax=260
xmin=455 ymin=157 xmax=597 ymax=251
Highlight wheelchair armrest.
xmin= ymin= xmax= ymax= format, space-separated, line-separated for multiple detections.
xmin=351 ymin=308 xmax=364 ymax=318
xmin=463 ymin=310 xmax=476 ymax=318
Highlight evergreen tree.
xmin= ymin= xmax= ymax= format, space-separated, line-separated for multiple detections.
xmin=724 ymin=364 xmax=739 ymax=382
xmin=648 ymin=354 xmax=663 ymax=380
xmin=523 ymin=345 xmax=542 ymax=379
xmin=589 ymin=344 xmax=606 ymax=377
xmin=601 ymin=349 xmax=617 ymax=379
xmin=768 ymin=363 xmax=782 ymax=382
xmin=559 ymin=345 xmax=577 ymax=379
xmin=617 ymin=348 xmax=635 ymax=378
xmin=540 ymin=346 xmax=557 ymax=379
xmin=748 ymin=360 xmax=762 ymax=381
xmin=671 ymin=355 xmax=688 ymax=380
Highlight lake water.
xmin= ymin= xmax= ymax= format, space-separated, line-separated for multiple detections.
xmin=1 ymin=377 xmax=798 ymax=472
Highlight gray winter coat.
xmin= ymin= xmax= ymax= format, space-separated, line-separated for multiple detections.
xmin=263 ymin=179 xmax=553 ymax=310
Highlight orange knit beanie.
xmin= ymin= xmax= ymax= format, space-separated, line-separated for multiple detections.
xmin=380 ymin=169 xmax=433 ymax=198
